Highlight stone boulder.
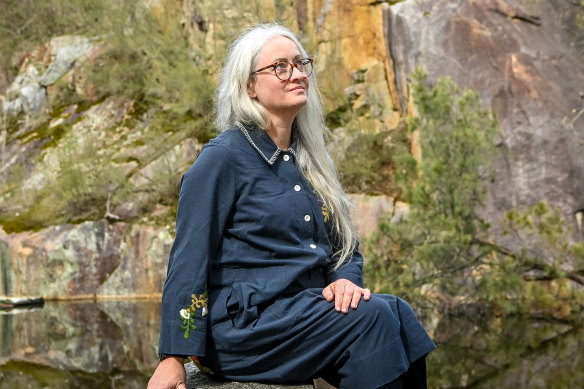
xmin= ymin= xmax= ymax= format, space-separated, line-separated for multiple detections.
xmin=1 ymin=35 xmax=94 ymax=117
xmin=349 ymin=194 xmax=407 ymax=239
xmin=185 ymin=362 xmax=315 ymax=389
xmin=387 ymin=0 xmax=584 ymax=233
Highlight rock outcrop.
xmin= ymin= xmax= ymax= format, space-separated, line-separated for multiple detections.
xmin=184 ymin=363 xmax=315 ymax=389
xmin=1 ymin=35 xmax=95 ymax=117
xmin=0 ymin=221 xmax=171 ymax=298
xmin=0 ymin=0 xmax=582 ymax=299
xmin=388 ymin=0 xmax=584 ymax=233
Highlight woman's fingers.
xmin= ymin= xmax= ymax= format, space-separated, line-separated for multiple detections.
xmin=350 ymin=287 xmax=362 ymax=309
xmin=334 ymin=282 xmax=345 ymax=311
xmin=363 ymin=288 xmax=371 ymax=301
xmin=323 ymin=280 xmax=372 ymax=313
xmin=322 ymin=285 xmax=334 ymax=302
xmin=340 ymin=284 xmax=354 ymax=313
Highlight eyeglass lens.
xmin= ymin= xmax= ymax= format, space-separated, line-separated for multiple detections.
xmin=275 ymin=59 xmax=312 ymax=80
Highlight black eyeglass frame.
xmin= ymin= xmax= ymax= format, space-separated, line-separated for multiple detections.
xmin=250 ymin=58 xmax=314 ymax=81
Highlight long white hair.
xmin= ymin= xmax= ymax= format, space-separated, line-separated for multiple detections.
xmin=215 ymin=23 xmax=357 ymax=269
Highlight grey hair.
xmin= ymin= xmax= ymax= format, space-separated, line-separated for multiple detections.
xmin=214 ymin=23 xmax=357 ymax=269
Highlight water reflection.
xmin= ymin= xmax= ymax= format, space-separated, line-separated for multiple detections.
xmin=1 ymin=301 xmax=582 ymax=388
xmin=0 ymin=300 xmax=160 ymax=389
xmin=427 ymin=314 xmax=584 ymax=388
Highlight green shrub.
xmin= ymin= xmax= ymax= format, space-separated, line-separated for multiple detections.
xmin=364 ymin=68 xmax=498 ymax=300
xmin=363 ymin=68 xmax=584 ymax=319
xmin=0 ymin=0 xmax=216 ymax=231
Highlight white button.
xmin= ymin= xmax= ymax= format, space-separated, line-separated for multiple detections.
xmin=310 ymin=243 xmax=317 ymax=249
xmin=294 ymin=185 xmax=301 ymax=192
xmin=304 ymin=215 xmax=311 ymax=222
xmin=283 ymin=155 xmax=290 ymax=161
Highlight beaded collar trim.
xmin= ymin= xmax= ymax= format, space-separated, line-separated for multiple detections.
xmin=235 ymin=121 xmax=296 ymax=166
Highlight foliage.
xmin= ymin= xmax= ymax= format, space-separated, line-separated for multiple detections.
xmin=0 ymin=0 xmax=108 ymax=83
xmin=364 ymin=68 xmax=498 ymax=300
xmin=85 ymin=1 xmax=215 ymax=129
xmin=363 ymin=68 xmax=584 ymax=319
xmin=327 ymin=76 xmax=410 ymax=196
xmin=0 ymin=125 xmax=127 ymax=231
xmin=336 ymin=128 xmax=406 ymax=196
xmin=0 ymin=0 xmax=216 ymax=232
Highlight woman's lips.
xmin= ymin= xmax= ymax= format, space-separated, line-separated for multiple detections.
xmin=289 ymin=85 xmax=305 ymax=92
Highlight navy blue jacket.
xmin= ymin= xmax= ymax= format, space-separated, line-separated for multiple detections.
xmin=158 ymin=122 xmax=363 ymax=358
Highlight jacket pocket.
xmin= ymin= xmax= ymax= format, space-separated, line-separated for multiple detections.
xmin=225 ymin=283 xmax=241 ymax=327
xmin=225 ymin=282 xmax=260 ymax=329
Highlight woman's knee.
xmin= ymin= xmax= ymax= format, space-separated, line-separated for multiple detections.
xmin=349 ymin=296 xmax=401 ymax=331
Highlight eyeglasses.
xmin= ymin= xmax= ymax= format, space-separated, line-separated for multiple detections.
xmin=250 ymin=58 xmax=313 ymax=81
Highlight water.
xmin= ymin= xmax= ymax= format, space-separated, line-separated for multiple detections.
xmin=426 ymin=314 xmax=584 ymax=388
xmin=0 ymin=300 xmax=160 ymax=389
xmin=1 ymin=301 xmax=582 ymax=388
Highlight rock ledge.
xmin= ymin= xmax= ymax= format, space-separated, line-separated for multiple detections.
xmin=185 ymin=362 xmax=316 ymax=389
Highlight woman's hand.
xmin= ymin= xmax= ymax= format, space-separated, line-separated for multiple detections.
xmin=147 ymin=357 xmax=187 ymax=389
xmin=322 ymin=279 xmax=371 ymax=313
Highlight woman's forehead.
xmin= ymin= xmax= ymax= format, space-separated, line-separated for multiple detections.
xmin=258 ymin=36 xmax=302 ymax=60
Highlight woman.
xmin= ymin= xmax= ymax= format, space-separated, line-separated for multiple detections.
xmin=148 ymin=23 xmax=435 ymax=389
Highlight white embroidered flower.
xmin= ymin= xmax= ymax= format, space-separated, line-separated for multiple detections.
xmin=180 ymin=309 xmax=190 ymax=320
xmin=202 ymin=306 xmax=208 ymax=316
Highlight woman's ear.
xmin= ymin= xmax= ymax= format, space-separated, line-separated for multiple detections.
xmin=247 ymin=79 xmax=257 ymax=99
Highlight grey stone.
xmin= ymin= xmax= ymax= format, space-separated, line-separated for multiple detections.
xmin=184 ymin=362 xmax=315 ymax=389
xmin=39 ymin=35 xmax=94 ymax=87
xmin=388 ymin=0 xmax=584 ymax=236
xmin=1 ymin=35 xmax=94 ymax=117
xmin=0 ymin=221 xmax=170 ymax=299
xmin=1 ymin=64 xmax=46 ymax=116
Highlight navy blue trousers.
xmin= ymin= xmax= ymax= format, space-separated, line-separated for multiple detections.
xmin=201 ymin=289 xmax=436 ymax=389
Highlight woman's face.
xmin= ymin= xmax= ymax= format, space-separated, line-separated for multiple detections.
xmin=247 ymin=36 xmax=309 ymax=120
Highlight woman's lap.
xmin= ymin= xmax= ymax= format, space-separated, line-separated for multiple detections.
xmin=202 ymin=289 xmax=435 ymax=388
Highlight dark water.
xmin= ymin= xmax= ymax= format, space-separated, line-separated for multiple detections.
xmin=0 ymin=300 xmax=160 ymax=389
xmin=1 ymin=301 xmax=582 ymax=388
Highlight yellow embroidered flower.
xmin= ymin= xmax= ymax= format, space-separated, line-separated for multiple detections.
xmin=180 ymin=292 xmax=209 ymax=339
xmin=321 ymin=204 xmax=330 ymax=223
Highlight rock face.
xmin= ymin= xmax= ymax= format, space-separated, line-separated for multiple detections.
xmin=0 ymin=221 xmax=171 ymax=298
xmin=1 ymin=35 xmax=94 ymax=117
xmin=388 ymin=0 xmax=584 ymax=230
xmin=0 ymin=0 xmax=583 ymax=299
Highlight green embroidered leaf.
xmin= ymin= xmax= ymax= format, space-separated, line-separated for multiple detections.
xmin=179 ymin=291 xmax=208 ymax=339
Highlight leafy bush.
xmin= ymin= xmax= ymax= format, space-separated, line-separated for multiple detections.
xmin=336 ymin=128 xmax=405 ymax=196
xmin=0 ymin=0 xmax=109 ymax=84
xmin=363 ymin=68 xmax=584 ymax=319
xmin=364 ymin=68 xmax=498 ymax=299
xmin=0 ymin=0 xmax=216 ymax=231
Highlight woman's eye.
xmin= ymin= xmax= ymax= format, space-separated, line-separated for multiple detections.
xmin=275 ymin=62 xmax=288 ymax=70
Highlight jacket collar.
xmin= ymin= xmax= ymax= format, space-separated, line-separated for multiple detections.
xmin=235 ymin=121 xmax=297 ymax=166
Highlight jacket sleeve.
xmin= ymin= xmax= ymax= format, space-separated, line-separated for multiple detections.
xmin=158 ymin=142 xmax=237 ymax=357
xmin=325 ymin=241 xmax=364 ymax=288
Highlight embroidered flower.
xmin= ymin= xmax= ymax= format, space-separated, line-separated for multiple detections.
xmin=179 ymin=291 xmax=208 ymax=339
xmin=310 ymin=185 xmax=332 ymax=223
xmin=321 ymin=204 xmax=330 ymax=223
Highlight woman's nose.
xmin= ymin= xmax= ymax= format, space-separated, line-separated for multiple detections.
xmin=289 ymin=65 xmax=308 ymax=80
